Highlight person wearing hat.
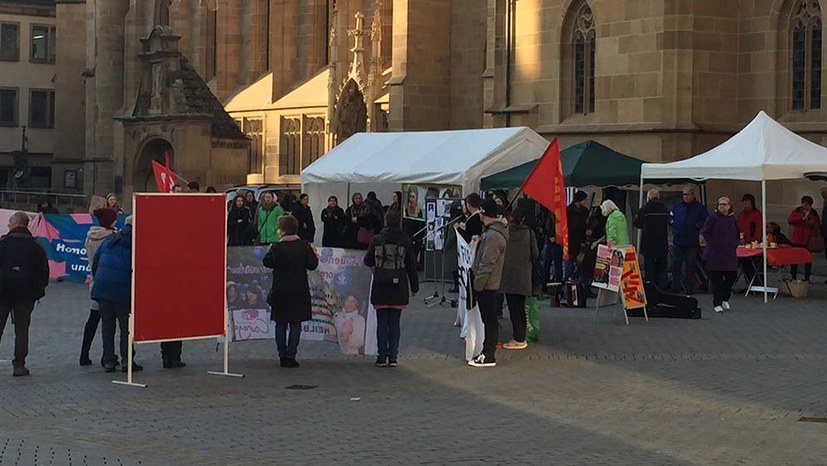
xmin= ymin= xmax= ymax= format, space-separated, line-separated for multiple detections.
xmin=565 ymin=191 xmax=590 ymax=280
xmin=80 ymin=208 xmax=119 ymax=366
xmin=469 ymin=198 xmax=509 ymax=368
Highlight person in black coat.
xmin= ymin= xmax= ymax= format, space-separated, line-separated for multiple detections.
xmin=0 ymin=212 xmax=49 ymax=377
xmin=364 ymin=210 xmax=419 ymax=367
xmin=457 ymin=193 xmax=484 ymax=242
xmin=263 ymin=215 xmax=319 ymax=368
xmin=566 ymin=191 xmax=590 ymax=280
xmin=321 ymin=196 xmax=347 ymax=247
xmin=228 ymin=195 xmax=254 ymax=246
xmin=634 ymin=188 xmax=670 ymax=290
xmin=294 ymin=193 xmax=317 ymax=242
xmin=345 ymin=192 xmax=364 ymax=249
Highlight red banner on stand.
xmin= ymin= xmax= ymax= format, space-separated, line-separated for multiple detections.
xmin=133 ymin=194 xmax=227 ymax=342
xmin=521 ymin=138 xmax=570 ymax=259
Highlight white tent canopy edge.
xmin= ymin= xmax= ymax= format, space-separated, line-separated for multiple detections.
xmin=301 ymin=127 xmax=550 ymax=243
xmin=639 ymin=111 xmax=827 ymax=303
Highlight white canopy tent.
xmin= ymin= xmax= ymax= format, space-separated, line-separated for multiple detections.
xmin=301 ymin=127 xmax=550 ymax=242
xmin=640 ymin=111 xmax=827 ymax=302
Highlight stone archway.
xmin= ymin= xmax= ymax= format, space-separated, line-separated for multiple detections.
xmin=134 ymin=137 xmax=174 ymax=192
xmin=334 ymin=79 xmax=368 ymax=145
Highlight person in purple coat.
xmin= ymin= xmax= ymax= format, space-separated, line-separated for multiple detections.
xmin=701 ymin=197 xmax=740 ymax=314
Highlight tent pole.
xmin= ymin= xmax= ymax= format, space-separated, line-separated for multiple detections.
xmin=762 ymin=180 xmax=768 ymax=304
xmin=637 ymin=174 xmax=645 ymax=252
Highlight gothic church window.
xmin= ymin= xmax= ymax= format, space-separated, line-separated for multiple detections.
xmin=572 ymin=3 xmax=595 ymax=115
xmin=281 ymin=118 xmax=302 ymax=176
xmin=303 ymin=117 xmax=326 ymax=170
xmin=790 ymin=0 xmax=822 ymax=111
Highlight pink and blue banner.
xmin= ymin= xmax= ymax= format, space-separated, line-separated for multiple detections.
xmin=0 ymin=209 xmax=126 ymax=284
xmin=36 ymin=213 xmax=127 ymax=283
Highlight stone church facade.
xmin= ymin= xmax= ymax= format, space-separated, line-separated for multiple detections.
xmin=53 ymin=0 xmax=827 ymax=208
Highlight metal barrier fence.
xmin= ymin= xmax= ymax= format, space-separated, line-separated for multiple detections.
xmin=0 ymin=190 xmax=90 ymax=213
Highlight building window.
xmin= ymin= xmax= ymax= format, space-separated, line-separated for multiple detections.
xmin=0 ymin=88 xmax=18 ymax=127
xmin=572 ymin=3 xmax=596 ymax=115
xmin=280 ymin=118 xmax=301 ymax=176
xmin=31 ymin=25 xmax=55 ymax=64
xmin=0 ymin=23 xmax=19 ymax=62
xmin=243 ymin=118 xmax=264 ymax=174
xmin=790 ymin=0 xmax=822 ymax=111
xmin=205 ymin=9 xmax=217 ymax=80
xmin=302 ymin=117 xmax=325 ymax=169
xmin=29 ymin=89 xmax=55 ymax=128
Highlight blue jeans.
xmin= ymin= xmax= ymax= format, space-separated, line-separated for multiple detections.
xmin=275 ymin=321 xmax=302 ymax=359
xmin=376 ymin=309 xmax=401 ymax=363
xmin=540 ymin=241 xmax=564 ymax=284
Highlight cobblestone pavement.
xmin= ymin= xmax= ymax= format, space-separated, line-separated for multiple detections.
xmin=1 ymin=282 xmax=827 ymax=465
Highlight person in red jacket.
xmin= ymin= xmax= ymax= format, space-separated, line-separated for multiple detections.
xmin=787 ymin=195 xmax=821 ymax=281
xmin=738 ymin=194 xmax=762 ymax=243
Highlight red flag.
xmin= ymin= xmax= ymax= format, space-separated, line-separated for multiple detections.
xmin=152 ymin=160 xmax=178 ymax=193
xmin=521 ymin=138 xmax=570 ymax=259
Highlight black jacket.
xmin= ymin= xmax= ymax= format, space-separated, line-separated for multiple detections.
xmin=263 ymin=238 xmax=319 ymax=323
xmin=227 ymin=205 xmax=253 ymax=246
xmin=458 ymin=211 xmax=483 ymax=243
xmin=293 ymin=204 xmax=316 ymax=242
xmin=364 ymin=227 xmax=419 ymax=307
xmin=0 ymin=227 xmax=49 ymax=301
xmin=321 ymin=206 xmax=347 ymax=247
xmin=634 ymin=198 xmax=669 ymax=257
xmin=567 ymin=203 xmax=590 ymax=256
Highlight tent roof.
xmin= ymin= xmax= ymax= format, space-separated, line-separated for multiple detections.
xmin=480 ymin=140 xmax=644 ymax=190
xmin=641 ymin=111 xmax=827 ymax=181
xmin=301 ymin=127 xmax=549 ymax=193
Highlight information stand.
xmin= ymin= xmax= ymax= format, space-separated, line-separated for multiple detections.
xmin=591 ymin=244 xmax=648 ymax=325
xmin=113 ymin=194 xmax=243 ymax=388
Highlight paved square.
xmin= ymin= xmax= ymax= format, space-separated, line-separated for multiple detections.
xmin=1 ymin=282 xmax=826 ymax=465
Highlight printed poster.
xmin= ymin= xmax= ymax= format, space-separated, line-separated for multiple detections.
xmin=227 ymin=246 xmax=375 ymax=355
xmin=592 ymin=244 xmax=624 ymax=293
xmin=620 ymin=247 xmax=647 ymax=309
xmin=402 ymin=184 xmax=461 ymax=221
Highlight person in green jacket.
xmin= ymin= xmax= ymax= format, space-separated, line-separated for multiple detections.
xmin=601 ymin=200 xmax=630 ymax=246
xmin=258 ymin=192 xmax=284 ymax=245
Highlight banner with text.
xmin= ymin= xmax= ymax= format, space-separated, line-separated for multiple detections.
xmin=456 ymin=230 xmax=483 ymax=362
xmin=36 ymin=212 xmax=127 ymax=283
xmin=227 ymin=246 xmax=375 ymax=355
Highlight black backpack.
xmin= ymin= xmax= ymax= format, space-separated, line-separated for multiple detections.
xmin=373 ymin=241 xmax=407 ymax=288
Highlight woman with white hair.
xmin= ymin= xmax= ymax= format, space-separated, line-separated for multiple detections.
xmin=601 ymin=200 xmax=630 ymax=246
xmin=702 ymin=196 xmax=740 ymax=313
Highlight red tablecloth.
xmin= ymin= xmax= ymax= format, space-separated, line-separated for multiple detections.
xmin=736 ymin=245 xmax=812 ymax=266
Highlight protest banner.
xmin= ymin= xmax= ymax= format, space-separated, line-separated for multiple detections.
xmin=456 ymin=230 xmax=483 ymax=362
xmin=227 ymin=246 xmax=375 ymax=355
xmin=34 ymin=212 xmax=126 ymax=283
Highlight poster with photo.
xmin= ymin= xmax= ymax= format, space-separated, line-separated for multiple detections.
xmin=425 ymin=198 xmax=459 ymax=251
xmin=226 ymin=246 xmax=374 ymax=355
xmin=402 ymin=184 xmax=462 ymax=221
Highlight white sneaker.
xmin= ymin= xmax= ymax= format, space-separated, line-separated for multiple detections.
xmin=714 ymin=306 xmax=724 ymax=313
xmin=722 ymin=301 xmax=731 ymax=311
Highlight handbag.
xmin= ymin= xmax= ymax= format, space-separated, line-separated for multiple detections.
xmin=357 ymin=227 xmax=374 ymax=246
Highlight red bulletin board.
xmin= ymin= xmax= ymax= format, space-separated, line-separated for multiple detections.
xmin=133 ymin=194 xmax=227 ymax=342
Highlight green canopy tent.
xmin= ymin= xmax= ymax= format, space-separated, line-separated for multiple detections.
xmin=480 ymin=140 xmax=644 ymax=190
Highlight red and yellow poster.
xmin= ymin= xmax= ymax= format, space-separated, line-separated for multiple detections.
xmin=620 ymin=248 xmax=647 ymax=309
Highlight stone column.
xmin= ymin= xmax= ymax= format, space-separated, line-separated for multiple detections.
xmin=269 ymin=0 xmax=298 ymax=101
xmin=216 ymin=0 xmax=242 ymax=99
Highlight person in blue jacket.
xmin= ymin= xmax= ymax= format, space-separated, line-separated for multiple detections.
xmin=669 ymin=187 xmax=709 ymax=294
xmin=92 ymin=217 xmax=142 ymax=373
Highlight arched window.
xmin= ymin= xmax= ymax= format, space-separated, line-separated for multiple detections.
xmin=572 ymin=3 xmax=596 ymax=115
xmin=790 ymin=0 xmax=822 ymax=111
xmin=156 ymin=0 xmax=171 ymax=27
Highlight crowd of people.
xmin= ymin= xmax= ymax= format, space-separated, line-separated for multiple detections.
xmin=5 ymin=182 xmax=827 ymax=377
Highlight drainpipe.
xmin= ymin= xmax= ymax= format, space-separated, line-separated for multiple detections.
xmin=505 ymin=0 xmax=516 ymax=127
